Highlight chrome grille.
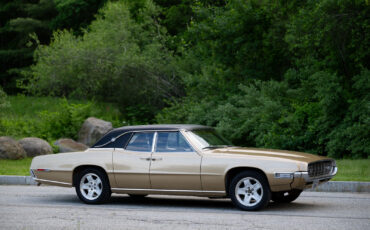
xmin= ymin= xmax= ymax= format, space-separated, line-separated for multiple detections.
xmin=308 ymin=160 xmax=334 ymax=177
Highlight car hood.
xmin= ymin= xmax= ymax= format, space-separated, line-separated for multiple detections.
xmin=207 ymin=147 xmax=328 ymax=163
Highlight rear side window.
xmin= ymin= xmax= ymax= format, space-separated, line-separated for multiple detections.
xmin=92 ymin=132 xmax=132 ymax=148
xmin=103 ymin=132 xmax=132 ymax=148
xmin=125 ymin=132 xmax=154 ymax=152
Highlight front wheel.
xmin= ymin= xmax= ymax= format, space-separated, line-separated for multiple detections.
xmin=271 ymin=189 xmax=302 ymax=203
xmin=229 ymin=171 xmax=271 ymax=211
xmin=75 ymin=168 xmax=111 ymax=204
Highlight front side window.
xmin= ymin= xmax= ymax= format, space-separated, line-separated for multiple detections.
xmin=155 ymin=132 xmax=193 ymax=152
xmin=125 ymin=132 xmax=154 ymax=152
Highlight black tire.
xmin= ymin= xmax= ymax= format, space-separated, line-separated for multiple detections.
xmin=229 ymin=171 xmax=271 ymax=211
xmin=271 ymin=189 xmax=302 ymax=203
xmin=128 ymin=194 xmax=148 ymax=199
xmin=75 ymin=168 xmax=111 ymax=204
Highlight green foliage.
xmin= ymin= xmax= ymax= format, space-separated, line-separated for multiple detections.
xmin=0 ymin=95 xmax=123 ymax=143
xmin=3 ymin=0 xmax=367 ymax=159
xmin=51 ymin=0 xmax=107 ymax=33
xmin=0 ymin=0 xmax=106 ymax=94
xmin=35 ymin=99 xmax=93 ymax=140
xmin=285 ymin=0 xmax=370 ymax=78
xmin=0 ymin=86 xmax=9 ymax=108
xmin=24 ymin=0 xmax=181 ymax=122
xmin=158 ymin=0 xmax=369 ymax=159
xmin=0 ymin=0 xmax=55 ymax=93
xmin=326 ymin=69 xmax=370 ymax=158
xmin=178 ymin=0 xmax=293 ymax=96
xmin=159 ymin=68 xmax=370 ymax=158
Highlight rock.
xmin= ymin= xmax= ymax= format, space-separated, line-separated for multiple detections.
xmin=0 ymin=136 xmax=26 ymax=159
xmin=78 ymin=117 xmax=112 ymax=146
xmin=19 ymin=137 xmax=53 ymax=157
xmin=54 ymin=138 xmax=88 ymax=153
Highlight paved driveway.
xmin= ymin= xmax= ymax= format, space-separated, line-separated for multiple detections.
xmin=0 ymin=185 xmax=369 ymax=230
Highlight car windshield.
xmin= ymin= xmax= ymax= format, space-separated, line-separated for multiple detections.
xmin=187 ymin=129 xmax=233 ymax=149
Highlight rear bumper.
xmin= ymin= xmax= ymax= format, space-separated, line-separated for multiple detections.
xmin=29 ymin=169 xmax=72 ymax=187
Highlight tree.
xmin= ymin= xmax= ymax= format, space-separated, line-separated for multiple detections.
xmin=0 ymin=0 xmax=106 ymax=94
xmin=0 ymin=0 xmax=56 ymax=93
xmin=24 ymin=0 xmax=181 ymax=122
xmin=157 ymin=0 xmax=370 ymax=158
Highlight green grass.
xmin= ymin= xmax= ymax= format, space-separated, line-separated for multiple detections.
xmin=0 ymin=158 xmax=369 ymax=181
xmin=0 ymin=158 xmax=33 ymax=176
xmin=333 ymin=159 xmax=370 ymax=182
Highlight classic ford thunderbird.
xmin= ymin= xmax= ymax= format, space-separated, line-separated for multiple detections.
xmin=30 ymin=124 xmax=337 ymax=211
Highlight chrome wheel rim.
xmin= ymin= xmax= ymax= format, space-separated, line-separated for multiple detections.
xmin=80 ymin=173 xmax=102 ymax=200
xmin=235 ymin=177 xmax=263 ymax=207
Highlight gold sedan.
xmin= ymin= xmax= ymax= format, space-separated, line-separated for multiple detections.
xmin=30 ymin=124 xmax=337 ymax=211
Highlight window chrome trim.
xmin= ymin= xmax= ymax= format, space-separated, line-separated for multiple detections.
xmin=151 ymin=132 xmax=157 ymax=153
xmin=122 ymin=129 xmax=188 ymax=153
xmin=95 ymin=129 xmax=203 ymax=149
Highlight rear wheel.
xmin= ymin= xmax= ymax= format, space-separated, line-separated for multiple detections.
xmin=75 ymin=168 xmax=111 ymax=204
xmin=271 ymin=189 xmax=302 ymax=203
xmin=229 ymin=171 xmax=271 ymax=211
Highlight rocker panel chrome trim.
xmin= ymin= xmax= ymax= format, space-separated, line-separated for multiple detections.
xmin=34 ymin=178 xmax=72 ymax=186
xmin=111 ymin=188 xmax=225 ymax=194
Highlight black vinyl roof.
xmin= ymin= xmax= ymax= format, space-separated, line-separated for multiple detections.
xmin=114 ymin=124 xmax=210 ymax=132
xmin=91 ymin=124 xmax=212 ymax=148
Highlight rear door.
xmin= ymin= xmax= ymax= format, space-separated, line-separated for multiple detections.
xmin=113 ymin=132 xmax=154 ymax=189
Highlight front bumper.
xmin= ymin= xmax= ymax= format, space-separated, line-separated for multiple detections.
xmin=291 ymin=166 xmax=338 ymax=190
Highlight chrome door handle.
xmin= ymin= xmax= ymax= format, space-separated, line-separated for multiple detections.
xmin=152 ymin=157 xmax=162 ymax=161
xmin=140 ymin=157 xmax=151 ymax=161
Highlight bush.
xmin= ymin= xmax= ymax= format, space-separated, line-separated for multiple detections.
xmin=158 ymin=68 xmax=370 ymax=158
xmin=0 ymin=86 xmax=9 ymax=108
xmin=0 ymin=96 xmax=123 ymax=145
xmin=157 ymin=0 xmax=369 ymax=159
xmin=23 ymin=0 xmax=181 ymax=122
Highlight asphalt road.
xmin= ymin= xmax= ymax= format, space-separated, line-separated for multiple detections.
xmin=0 ymin=185 xmax=369 ymax=230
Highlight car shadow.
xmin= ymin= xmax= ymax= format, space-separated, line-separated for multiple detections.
xmin=47 ymin=194 xmax=319 ymax=212
xmin=107 ymin=195 xmax=319 ymax=212
xmin=108 ymin=195 xmax=234 ymax=210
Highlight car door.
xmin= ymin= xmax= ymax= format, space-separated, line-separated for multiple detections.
xmin=149 ymin=131 xmax=202 ymax=190
xmin=113 ymin=132 xmax=154 ymax=189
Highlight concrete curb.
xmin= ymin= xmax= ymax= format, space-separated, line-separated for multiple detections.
xmin=0 ymin=176 xmax=37 ymax=185
xmin=307 ymin=181 xmax=370 ymax=193
xmin=0 ymin=175 xmax=369 ymax=193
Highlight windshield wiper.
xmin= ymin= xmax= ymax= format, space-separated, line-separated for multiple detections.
xmin=202 ymin=145 xmax=233 ymax=150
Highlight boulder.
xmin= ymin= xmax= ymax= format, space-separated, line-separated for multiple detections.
xmin=19 ymin=137 xmax=53 ymax=157
xmin=0 ymin=136 xmax=26 ymax=159
xmin=78 ymin=117 xmax=112 ymax=146
xmin=54 ymin=138 xmax=88 ymax=153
